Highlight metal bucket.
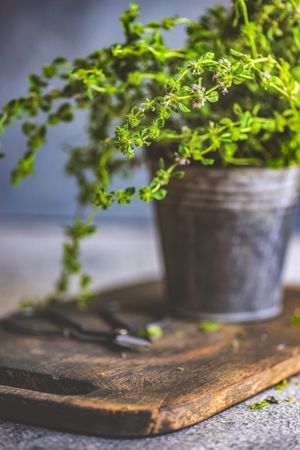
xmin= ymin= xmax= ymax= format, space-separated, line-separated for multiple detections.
xmin=154 ymin=165 xmax=300 ymax=322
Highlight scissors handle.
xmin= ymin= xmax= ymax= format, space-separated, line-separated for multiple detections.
xmin=2 ymin=309 xmax=150 ymax=351
xmin=45 ymin=309 xmax=150 ymax=349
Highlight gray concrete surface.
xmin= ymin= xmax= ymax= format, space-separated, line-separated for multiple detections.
xmin=1 ymin=220 xmax=300 ymax=449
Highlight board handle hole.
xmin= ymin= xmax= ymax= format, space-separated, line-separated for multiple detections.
xmin=0 ymin=367 xmax=96 ymax=396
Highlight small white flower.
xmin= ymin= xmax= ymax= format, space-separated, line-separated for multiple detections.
xmin=175 ymin=154 xmax=190 ymax=166
xmin=262 ymin=71 xmax=271 ymax=80
xmin=192 ymin=83 xmax=206 ymax=93
xmin=191 ymin=82 xmax=207 ymax=108
xmin=219 ymin=57 xmax=231 ymax=66
xmin=222 ymin=87 xmax=229 ymax=95
xmin=179 ymin=158 xmax=190 ymax=166
xmin=138 ymin=105 xmax=145 ymax=113
xmin=162 ymin=93 xmax=171 ymax=106
xmin=192 ymin=98 xmax=206 ymax=109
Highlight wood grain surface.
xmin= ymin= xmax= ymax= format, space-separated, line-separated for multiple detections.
xmin=0 ymin=280 xmax=300 ymax=437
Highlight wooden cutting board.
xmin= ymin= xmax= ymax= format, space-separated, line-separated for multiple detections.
xmin=0 ymin=280 xmax=300 ymax=438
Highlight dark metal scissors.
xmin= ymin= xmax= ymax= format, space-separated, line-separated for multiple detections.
xmin=97 ymin=300 xmax=170 ymax=341
xmin=2 ymin=306 xmax=151 ymax=352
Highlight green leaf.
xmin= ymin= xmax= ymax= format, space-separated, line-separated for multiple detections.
xmin=241 ymin=111 xmax=252 ymax=128
xmin=22 ymin=122 xmax=36 ymax=136
xmin=153 ymin=188 xmax=167 ymax=200
xmin=42 ymin=65 xmax=57 ymax=79
xmin=232 ymin=62 xmax=244 ymax=76
xmin=52 ymin=56 xmax=67 ymax=65
xmin=80 ymin=273 xmax=91 ymax=289
xmin=48 ymin=114 xmax=60 ymax=125
xmin=201 ymin=158 xmax=215 ymax=165
xmin=285 ymin=397 xmax=296 ymax=404
xmin=57 ymin=103 xmax=73 ymax=122
xmin=199 ymin=321 xmax=223 ymax=333
xmin=230 ymin=48 xmax=246 ymax=57
xmin=275 ymin=379 xmax=289 ymax=390
xmin=178 ymin=103 xmax=191 ymax=112
xmin=125 ymin=186 xmax=136 ymax=196
xmin=206 ymin=91 xmax=219 ymax=103
xmin=11 ymin=151 xmax=36 ymax=186
xmin=200 ymin=52 xmax=215 ymax=61
xmin=220 ymin=118 xmax=234 ymax=127
xmin=139 ymin=186 xmax=153 ymax=202
xmin=250 ymin=401 xmax=269 ymax=410
xmin=139 ymin=324 xmax=163 ymax=341
xmin=159 ymin=158 xmax=165 ymax=169
xmin=224 ymin=143 xmax=237 ymax=157
xmin=28 ymin=74 xmax=47 ymax=89
xmin=291 ymin=308 xmax=300 ymax=326
xmin=172 ymin=170 xmax=185 ymax=179
xmin=233 ymin=103 xmax=243 ymax=116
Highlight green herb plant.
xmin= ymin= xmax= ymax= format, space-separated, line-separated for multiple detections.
xmin=199 ymin=321 xmax=223 ymax=333
xmin=250 ymin=400 xmax=270 ymax=410
xmin=275 ymin=379 xmax=290 ymax=390
xmin=250 ymin=394 xmax=297 ymax=410
xmin=291 ymin=308 xmax=300 ymax=325
xmin=1 ymin=0 xmax=300 ymax=306
xmin=138 ymin=323 xmax=163 ymax=341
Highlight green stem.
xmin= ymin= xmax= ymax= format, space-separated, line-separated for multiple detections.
xmin=199 ymin=145 xmax=214 ymax=156
xmin=205 ymin=84 xmax=219 ymax=95
xmin=176 ymin=95 xmax=192 ymax=100
xmin=177 ymin=68 xmax=190 ymax=83
xmin=239 ymin=0 xmax=258 ymax=58
xmin=269 ymin=83 xmax=290 ymax=99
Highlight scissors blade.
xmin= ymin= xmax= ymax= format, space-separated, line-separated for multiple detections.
xmin=113 ymin=334 xmax=152 ymax=350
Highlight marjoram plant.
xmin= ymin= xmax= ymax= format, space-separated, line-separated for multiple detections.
xmin=0 ymin=0 xmax=299 ymax=307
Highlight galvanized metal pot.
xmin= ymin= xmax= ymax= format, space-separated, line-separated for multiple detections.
xmin=153 ymin=165 xmax=300 ymax=322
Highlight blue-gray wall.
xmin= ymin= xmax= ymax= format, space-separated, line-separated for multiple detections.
xmin=0 ymin=0 xmax=213 ymax=221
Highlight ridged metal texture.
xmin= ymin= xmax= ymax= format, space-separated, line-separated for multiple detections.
xmin=153 ymin=165 xmax=300 ymax=322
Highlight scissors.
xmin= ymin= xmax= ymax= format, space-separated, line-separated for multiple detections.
xmin=97 ymin=300 xmax=170 ymax=340
xmin=2 ymin=305 xmax=152 ymax=352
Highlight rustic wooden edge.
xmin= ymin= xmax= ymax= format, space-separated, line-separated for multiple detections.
xmin=0 ymin=281 xmax=300 ymax=437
